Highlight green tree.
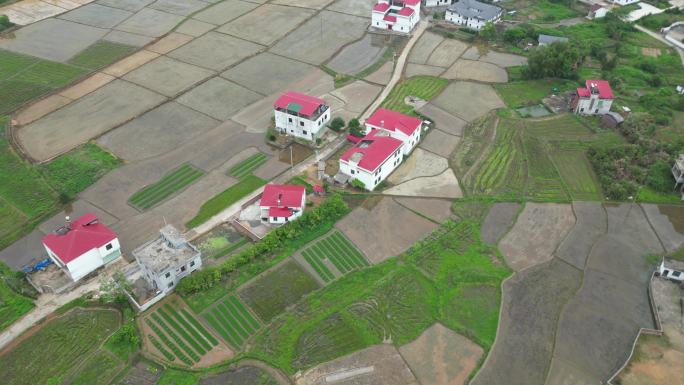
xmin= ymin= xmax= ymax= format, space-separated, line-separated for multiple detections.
xmin=348 ymin=118 xmax=364 ymax=137
xmin=522 ymin=42 xmax=581 ymax=79
xmin=504 ymin=27 xmax=526 ymax=43
xmin=329 ymin=117 xmax=345 ymax=132
xmin=646 ymin=161 xmax=675 ymax=192
xmin=480 ymin=22 xmax=496 ymax=41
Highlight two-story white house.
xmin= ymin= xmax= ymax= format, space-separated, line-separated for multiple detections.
xmin=371 ymin=0 xmax=421 ymax=34
xmin=133 ymin=225 xmax=202 ymax=294
xmin=612 ymin=0 xmax=639 ymax=6
xmin=42 ymin=213 xmax=121 ymax=282
xmin=259 ymin=184 xmax=307 ymax=225
xmin=274 ymin=91 xmax=330 ymax=141
xmin=424 ymin=0 xmax=452 ymax=7
xmin=445 ymin=0 xmax=502 ymax=30
xmin=364 ymin=108 xmax=422 ymax=156
xmin=339 ymin=130 xmax=405 ymax=191
xmin=572 ymin=80 xmax=615 ymax=115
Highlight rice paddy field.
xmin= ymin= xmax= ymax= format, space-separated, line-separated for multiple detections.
xmin=227 ymin=153 xmax=268 ymax=179
xmin=68 ymin=40 xmax=136 ymax=70
xmin=463 ymin=114 xmax=610 ymax=201
xmin=380 ymin=76 xmax=448 ymax=115
xmin=202 ymin=295 xmax=261 ymax=349
xmin=143 ymin=302 xmax=220 ymax=366
xmin=129 ymin=163 xmax=205 ymax=211
xmin=301 ymin=231 xmax=369 ymax=282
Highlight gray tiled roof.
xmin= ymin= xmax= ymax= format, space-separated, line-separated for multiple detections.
xmin=538 ymin=34 xmax=569 ymax=45
xmin=447 ymin=0 xmax=502 ymax=21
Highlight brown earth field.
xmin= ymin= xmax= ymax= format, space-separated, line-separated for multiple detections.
xmin=479 ymin=202 xmax=520 ymax=245
xmin=399 ymin=323 xmax=483 ymax=385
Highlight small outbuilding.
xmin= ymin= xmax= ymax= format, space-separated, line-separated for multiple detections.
xmin=42 ymin=213 xmax=120 ymax=282
xmin=587 ymin=4 xmax=608 ymax=19
xmin=600 ymin=112 xmax=624 ymax=128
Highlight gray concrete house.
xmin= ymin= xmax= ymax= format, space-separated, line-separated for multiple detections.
xmin=445 ymin=0 xmax=502 ymax=30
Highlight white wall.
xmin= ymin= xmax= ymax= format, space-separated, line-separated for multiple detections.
xmin=446 ymin=11 xmax=499 ymax=30
xmin=575 ymin=96 xmax=613 ymax=115
xmin=274 ymin=109 xmax=330 ymax=141
xmin=152 ymin=254 xmax=202 ymax=293
xmin=340 ymin=147 xmax=403 ymax=190
xmin=612 ymin=0 xmax=639 ymax=5
xmin=64 ymin=249 xmax=103 ymax=282
xmin=371 ymin=4 xmax=420 ymax=34
xmin=424 ymin=0 xmax=451 ymax=6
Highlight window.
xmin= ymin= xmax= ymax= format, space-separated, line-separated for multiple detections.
xmin=105 ymin=243 xmax=112 ymax=250
xmin=165 ymin=272 xmax=171 ymax=278
xmin=181 ymin=265 xmax=186 ymax=272
xmin=300 ymin=121 xmax=304 ymax=126
xmin=303 ymin=130 xmax=308 ymax=135
xmin=168 ymin=281 xmax=174 ymax=288
xmin=190 ymin=261 xmax=195 ymax=267
xmin=288 ymin=117 xmax=293 ymax=123
xmin=350 ymin=169 xmax=355 ymax=174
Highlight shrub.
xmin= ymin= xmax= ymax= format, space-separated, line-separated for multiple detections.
xmin=348 ymin=118 xmax=364 ymax=137
xmin=646 ymin=161 xmax=674 ymax=193
xmin=329 ymin=117 xmax=345 ymax=132
xmin=350 ymin=179 xmax=366 ymax=190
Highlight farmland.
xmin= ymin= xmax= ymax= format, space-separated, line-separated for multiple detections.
xmin=186 ymin=174 xmax=266 ymax=228
xmin=227 ymin=153 xmax=268 ymax=179
xmin=380 ymin=76 xmax=448 ymax=115
xmin=0 ymin=262 xmax=34 ymax=331
xmin=202 ymin=295 xmax=261 ymax=348
xmin=0 ymin=308 xmax=120 ymax=385
xmin=0 ymin=49 xmax=87 ymax=114
xmin=68 ymin=350 xmax=123 ymax=385
xmin=494 ymin=79 xmax=575 ymax=108
xmin=301 ymin=231 xmax=369 ymax=282
xmin=129 ymin=163 xmax=205 ymax=211
xmin=68 ymin=41 xmax=136 ymax=70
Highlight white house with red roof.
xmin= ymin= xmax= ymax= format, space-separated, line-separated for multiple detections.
xmin=365 ymin=108 xmax=422 ymax=155
xmin=372 ymin=0 xmax=421 ymax=34
xmin=339 ymin=130 xmax=404 ymax=190
xmin=572 ymin=80 xmax=615 ymax=115
xmin=274 ymin=91 xmax=330 ymax=141
xmin=42 ymin=213 xmax=120 ymax=282
xmin=260 ymin=184 xmax=307 ymax=225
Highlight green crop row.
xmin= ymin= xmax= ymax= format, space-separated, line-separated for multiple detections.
xmin=145 ymin=319 xmax=193 ymax=366
xmin=180 ymin=308 xmax=220 ymax=346
xmin=149 ymin=313 xmax=200 ymax=362
xmin=157 ymin=308 xmax=208 ymax=355
xmin=304 ymin=232 xmax=367 ymax=277
xmin=228 ymin=153 xmax=268 ymax=179
xmin=202 ymin=295 xmax=260 ymax=349
xmin=129 ymin=164 xmax=204 ymax=210
xmin=204 ymin=308 xmax=243 ymax=348
xmin=148 ymin=334 xmax=175 ymax=362
xmin=302 ymin=250 xmax=334 ymax=282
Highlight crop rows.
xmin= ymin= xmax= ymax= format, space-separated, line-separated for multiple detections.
xmin=129 ymin=164 xmax=204 ymax=210
xmin=149 ymin=313 xmax=200 ymax=363
xmin=228 ymin=153 xmax=268 ymax=179
xmin=180 ymin=307 xmax=220 ymax=346
xmin=293 ymin=312 xmax=367 ymax=369
xmin=157 ymin=307 xmax=208 ymax=355
xmin=301 ymin=232 xmax=368 ymax=281
xmin=202 ymin=295 xmax=260 ymax=349
xmin=381 ymin=76 xmax=448 ymax=114
xmin=522 ymin=133 xmax=568 ymax=200
xmin=144 ymin=318 xmax=194 ymax=365
xmin=148 ymin=334 xmax=175 ymax=361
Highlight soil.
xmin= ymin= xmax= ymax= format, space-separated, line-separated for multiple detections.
xmin=200 ymin=365 xmax=279 ymax=385
xmin=419 ymin=128 xmax=461 ymax=158
xmin=641 ymin=47 xmax=662 ymax=57
xmin=499 ymin=203 xmax=575 ymax=271
xmin=642 ymin=204 xmax=684 ymax=252
xmin=441 ymin=59 xmax=508 ymax=83
xmin=479 ymin=202 xmax=520 ymax=245
xmin=555 ymin=202 xmax=606 ymax=269
xmin=384 ymin=169 xmax=463 ymax=199
xmin=296 ymin=344 xmax=418 ymax=385
xmin=399 ymin=323 xmax=483 ymax=385
xmin=393 ymin=197 xmax=453 ymax=223
xmin=387 ymin=148 xmax=448 ymax=184
xmin=119 ymin=361 xmax=161 ymax=385
xmin=336 ymin=197 xmax=438 ymax=264
xmin=432 ymin=81 xmax=505 ymax=122
xmin=279 ymin=143 xmax=314 ymax=165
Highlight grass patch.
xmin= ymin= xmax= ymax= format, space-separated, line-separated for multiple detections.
xmin=522 ymin=132 xmax=569 ymax=201
xmin=129 ymin=163 xmax=204 ymax=211
xmin=0 ymin=308 xmax=120 ymax=385
xmin=240 ymin=260 xmax=320 ymax=323
xmin=157 ymin=369 xmax=199 ymax=385
xmin=494 ymin=78 xmax=575 ymax=108
xmin=227 ymin=153 xmax=268 ymax=179
xmin=69 ymin=349 xmax=123 ymax=385
xmin=186 ymin=174 xmax=266 ymax=229
xmin=637 ymin=187 xmax=683 ymax=204
xmin=550 ymin=148 xmax=601 ymax=200
xmin=0 ymin=49 xmax=87 ymax=114
xmin=321 ymin=66 xmax=355 ymax=88
xmin=0 ymin=262 xmax=35 ymax=332
xmin=380 ymin=76 xmax=448 ymax=115
xmin=68 ymin=40 xmax=136 ymax=70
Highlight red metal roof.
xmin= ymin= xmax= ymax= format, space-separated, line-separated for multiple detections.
xmin=268 ymin=207 xmax=294 ymax=218
xmin=383 ymin=14 xmax=397 ymax=22
xmin=365 ymin=108 xmax=422 ymax=136
xmin=274 ymin=91 xmax=326 ymax=118
xmin=260 ymin=184 xmax=306 ymax=208
xmin=42 ymin=213 xmax=117 ymax=264
xmin=313 ymin=185 xmax=325 ymax=193
xmin=404 ymin=0 xmax=420 ymax=5
xmin=397 ymin=7 xmax=414 ymax=16
xmin=373 ymin=2 xmax=390 ymax=12
xmin=340 ymin=130 xmax=403 ymax=172
xmin=586 ymin=80 xmax=614 ymax=99
xmin=347 ymin=134 xmax=363 ymax=144
xmin=576 ymin=87 xmax=591 ymax=98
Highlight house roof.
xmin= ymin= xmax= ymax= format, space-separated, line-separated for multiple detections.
xmin=269 ymin=207 xmax=294 ymax=218
xmin=42 ymin=213 xmax=117 ymax=264
xmin=447 ymin=0 xmax=502 ymax=21
xmin=347 ymin=134 xmax=363 ymax=143
xmin=404 ymin=0 xmax=420 ymax=5
xmin=397 ymin=7 xmax=415 ymax=16
xmin=260 ymin=184 xmax=306 ymax=208
xmin=603 ymin=111 xmax=624 ymax=123
xmin=384 ymin=14 xmax=397 ymax=22
xmin=340 ymin=130 xmax=403 ymax=172
xmin=576 ymin=87 xmax=591 ymax=97
xmin=313 ymin=185 xmax=325 ymax=193
xmin=373 ymin=2 xmax=390 ymax=12
xmin=365 ymin=108 xmax=422 ymax=136
xmin=538 ymin=34 xmax=569 ymax=45
xmin=274 ymin=91 xmax=326 ymax=118
xmin=586 ymin=80 xmax=614 ymax=99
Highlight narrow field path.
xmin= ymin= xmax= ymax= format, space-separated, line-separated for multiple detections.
xmin=635 ymin=24 xmax=684 ymax=66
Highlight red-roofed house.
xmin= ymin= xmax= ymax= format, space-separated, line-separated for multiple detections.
xmin=339 ymin=130 xmax=404 ymax=190
xmin=372 ymin=0 xmax=420 ymax=34
xmin=365 ymin=108 xmax=422 ymax=155
xmin=259 ymin=184 xmax=307 ymax=225
xmin=274 ymin=91 xmax=330 ymax=141
xmin=572 ymin=80 xmax=615 ymax=116
xmin=42 ymin=213 xmax=120 ymax=282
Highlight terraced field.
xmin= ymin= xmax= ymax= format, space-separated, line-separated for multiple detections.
xmin=144 ymin=304 xmax=219 ymax=366
xmin=202 ymin=295 xmax=261 ymax=349
xmin=523 ymin=133 xmax=569 ymax=201
xmin=227 ymin=153 xmax=268 ymax=179
xmin=380 ymin=76 xmax=448 ymax=115
xmin=68 ymin=40 xmax=136 ymax=70
xmin=301 ymin=231 xmax=369 ymax=282
xmin=129 ymin=163 xmax=205 ymax=210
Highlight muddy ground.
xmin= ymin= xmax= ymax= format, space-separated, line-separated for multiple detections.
xmin=480 ymin=203 xmax=520 ymax=245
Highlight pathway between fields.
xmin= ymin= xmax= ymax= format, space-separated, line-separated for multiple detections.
xmin=635 ymin=24 xmax=684 ymax=66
